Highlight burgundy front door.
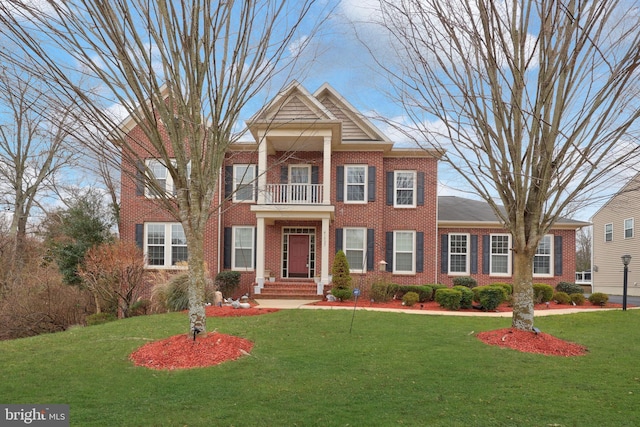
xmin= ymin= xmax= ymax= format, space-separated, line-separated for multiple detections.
xmin=288 ymin=235 xmax=309 ymax=278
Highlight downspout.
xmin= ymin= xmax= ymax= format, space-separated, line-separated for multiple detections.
xmin=435 ymin=193 xmax=440 ymax=284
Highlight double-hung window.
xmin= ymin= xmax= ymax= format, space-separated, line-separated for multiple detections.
xmin=145 ymin=159 xmax=190 ymax=197
xmin=448 ymin=233 xmax=469 ymax=274
xmin=232 ymin=226 xmax=254 ymax=270
xmin=624 ymin=218 xmax=634 ymax=239
xmin=533 ymin=235 xmax=553 ymax=276
xmin=490 ymin=234 xmax=511 ymax=276
xmin=394 ymin=171 xmax=416 ymax=207
xmin=145 ymin=223 xmax=188 ymax=267
xmin=394 ymin=231 xmax=415 ymax=273
xmin=344 ymin=228 xmax=366 ymax=272
xmin=605 ymin=223 xmax=613 ymax=242
xmin=345 ymin=165 xmax=366 ymax=203
xmin=233 ymin=164 xmax=256 ymax=202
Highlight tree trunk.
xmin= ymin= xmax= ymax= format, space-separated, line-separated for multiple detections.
xmin=187 ymin=230 xmax=207 ymax=336
xmin=511 ymin=250 xmax=535 ymax=331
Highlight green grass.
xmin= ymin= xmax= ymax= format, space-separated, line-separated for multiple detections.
xmin=2 ymin=309 xmax=640 ymax=426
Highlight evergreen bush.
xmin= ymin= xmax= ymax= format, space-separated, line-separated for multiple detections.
xmin=553 ymin=291 xmax=571 ymax=304
xmin=370 ymin=280 xmax=394 ymax=302
xmin=491 ymin=282 xmax=513 ymax=295
xmin=556 ymin=281 xmax=584 ymax=295
xmin=476 ymin=286 xmax=506 ymax=311
xmin=453 ymin=286 xmax=474 ymax=309
xmin=215 ymin=271 xmax=241 ymax=298
xmin=570 ymin=293 xmax=586 ymax=306
xmin=588 ymin=292 xmax=609 ymax=306
xmin=402 ymin=291 xmax=419 ymax=307
xmin=416 ymin=285 xmax=434 ymax=302
xmin=452 ymin=276 xmax=478 ymax=288
xmin=435 ymin=288 xmax=462 ymax=310
xmin=533 ymin=283 xmax=554 ymax=303
xmin=330 ymin=250 xmax=352 ymax=301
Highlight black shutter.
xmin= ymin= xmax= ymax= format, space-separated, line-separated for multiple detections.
xmin=470 ymin=235 xmax=478 ymax=274
xmin=441 ymin=234 xmax=449 ymax=273
xmin=386 ymin=172 xmax=394 ymax=205
xmin=253 ymin=227 xmax=257 ymax=269
xmin=136 ymin=161 xmax=145 ymax=196
xmin=416 ymin=232 xmax=424 ymax=273
xmin=135 ymin=224 xmax=144 ymax=249
xmin=336 ymin=166 xmax=344 ymax=202
xmin=223 ymin=228 xmax=232 ymax=269
xmin=224 ymin=166 xmax=233 ymax=198
xmin=280 ymin=166 xmax=288 ymax=184
xmin=254 ymin=166 xmax=259 ymax=201
xmin=554 ymin=235 xmax=563 ymax=276
xmin=311 ymin=165 xmax=319 ymax=184
xmin=385 ymin=231 xmax=393 ymax=272
xmin=335 ymin=228 xmax=343 ymax=252
xmin=367 ymin=229 xmax=375 ymax=271
xmin=482 ymin=235 xmax=490 ymax=274
xmin=368 ymin=166 xmax=376 ymax=202
xmin=417 ymin=172 xmax=425 ymax=206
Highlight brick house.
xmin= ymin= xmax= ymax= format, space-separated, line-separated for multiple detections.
xmin=119 ymin=81 xmax=586 ymax=297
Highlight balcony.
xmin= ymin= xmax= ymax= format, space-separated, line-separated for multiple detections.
xmin=264 ymin=183 xmax=324 ymax=205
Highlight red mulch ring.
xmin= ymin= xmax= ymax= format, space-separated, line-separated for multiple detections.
xmin=204 ymin=305 xmax=280 ymax=317
xmin=130 ymin=332 xmax=254 ymax=370
xmin=477 ymin=328 xmax=588 ymax=357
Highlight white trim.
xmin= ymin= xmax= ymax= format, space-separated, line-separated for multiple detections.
xmin=604 ymin=223 xmax=613 ymax=242
xmin=448 ymin=233 xmax=470 ymax=275
xmin=393 ymin=170 xmax=417 ymax=208
xmin=344 ymin=164 xmax=367 ymax=204
xmin=393 ymin=230 xmax=416 ymax=274
xmin=533 ymin=234 xmax=554 ymax=277
xmin=143 ymin=222 xmax=188 ymax=269
xmin=344 ymin=227 xmax=367 ymax=273
xmin=233 ymin=164 xmax=257 ymax=203
xmin=232 ymin=226 xmax=255 ymax=271
xmin=489 ymin=233 xmax=511 ymax=277
xmin=624 ymin=218 xmax=634 ymax=239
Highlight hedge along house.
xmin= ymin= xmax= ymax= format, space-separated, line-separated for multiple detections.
xmin=119 ymin=81 xmax=440 ymax=297
xmin=119 ymin=81 xmax=587 ymax=298
xmin=437 ymin=196 xmax=589 ymax=287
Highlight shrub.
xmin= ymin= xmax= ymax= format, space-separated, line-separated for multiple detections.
xmin=165 ymin=273 xmax=190 ymax=311
xmin=533 ymin=284 xmax=554 ymax=303
xmin=589 ymin=292 xmax=609 ymax=306
xmin=416 ymin=285 xmax=433 ymax=302
xmin=452 ymin=276 xmax=477 ymax=288
xmin=435 ymin=288 xmax=462 ymax=310
xmin=453 ymin=286 xmax=474 ymax=309
xmin=556 ymin=281 xmax=584 ymax=295
xmin=570 ymin=293 xmax=586 ymax=306
xmin=553 ymin=291 xmax=571 ymax=304
xmin=215 ymin=271 xmax=241 ymax=298
xmin=476 ymin=286 xmax=506 ymax=311
xmin=129 ymin=299 xmax=151 ymax=316
xmin=491 ymin=282 xmax=513 ymax=295
xmin=402 ymin=291 xmax=420 ymax=307
xmin=369 ymin=280 xmax=394 ymax=302
xmin=430 ymin=284 xmax=447 ymax=299
xmin=86 ymin=312 xmax=117 ymax=326
xmin=330 ymin=250 xmax=352 ymax=301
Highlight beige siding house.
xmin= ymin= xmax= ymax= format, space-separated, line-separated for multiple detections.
xmin=592 ymin=173 xmax=640 ymax=296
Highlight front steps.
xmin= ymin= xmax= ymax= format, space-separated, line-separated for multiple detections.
xmin=256 ymin=280 xmax=325 ymax=299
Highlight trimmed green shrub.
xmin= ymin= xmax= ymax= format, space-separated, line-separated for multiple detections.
xmin=416 ymin=285 xmax=433 ymax=302
xmin=491 ymin=282 xmax=513 ymax=295
xmin=435 ymin=288 xmax=462 ymax=310
xmin=215 ymin=271 xmax=241 ymax=298
xmin=570 ymin=293 xmax=586 ymax=306
xmin=589 ymin=292 xmax=609 ymax=306
xmin=553 ymin=291 xmax=571 ymax=305
xmin=476 ymin=285 xmax=506 ymax=311
xmin=533 ymin=283 xmax=554 ymax=303
xmin=86 ymin=312 xmax=117 ymax=326
xmin=453 ymin=285 xmax=474 ymax=309
xmin=330 ymin=250 xmax=352 ymax=301
xmin=556 ymin=281 xmax=584 ymax=295
xmin=430 ymin=284 xmax=447 ymax=299
xmin=402 ymin=291 xmax=419 ymax=307
xmin=452 ymin=276 xmax=477 ymax=288
xmin=369 ymin=280 xmax=394 ymax=302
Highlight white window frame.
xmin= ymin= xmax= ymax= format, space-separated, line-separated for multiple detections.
xmin=344 ymin=228 xmax=367 ymax=273
xmin=448 ymin=233 xmax=469 ymax=275
xmin=344 ymin=165 xmax=367 ymax=203
xmin=144 ymin=223 xmax=188 ymax=268
xmin=624 ymin=218 xmax=634 ymax=239
xmin=490 ymin=234 xmax=512 ymax=276
xmin=394 ymin=170 xmax=416 ymax=208
xmin=145 ymin=159 xmax=190 ymax=198
xmin=533 ymin=234 xmax=553 ymax=277
xmin=232 ymin=226 xmax=255 ymax=271
xmin=393 ymin=230 xmax=416 ymax=274
xmin=233 ymin=164 xmax=257 ymax=203
xmin=605 ymin=223 xmax=613 ymax=242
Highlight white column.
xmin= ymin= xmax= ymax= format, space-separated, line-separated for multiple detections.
xmin=257 ymin=133 xmax=268 ymax=204
xmin=254 ymin=217 xmax=266 ymax=294
xmin=319 ymin=217 xmax=331 ymax=294
xmin=323 ymin=136 xmax=331 ymax=205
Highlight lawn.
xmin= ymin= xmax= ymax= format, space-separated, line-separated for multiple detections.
xmin=1 ymin=308 xmax=640 ymax=426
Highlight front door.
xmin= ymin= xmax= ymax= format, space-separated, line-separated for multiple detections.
xmin=288 ymin=234 xmax=310 ymax=277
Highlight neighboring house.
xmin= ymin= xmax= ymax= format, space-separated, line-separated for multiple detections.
xmin=119 ymin=81 xmax=586 ymax=297
xmin=592 ymin=173 xmax=640 ymax=296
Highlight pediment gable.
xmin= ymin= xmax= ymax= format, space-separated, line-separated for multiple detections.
xmin=249 ymin=81 xmax=335 ymax=123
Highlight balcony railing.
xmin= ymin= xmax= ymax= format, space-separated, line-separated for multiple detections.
xmin=264 ymin=183 xmax=323 ymax=204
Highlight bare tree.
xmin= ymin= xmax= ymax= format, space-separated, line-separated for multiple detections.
xmin=368 ymin=0 xmax=640 ymax=330
xmin=0 ymin=0 xmax=324 ymax=334
xmin=575 ymin=227 xmax=591 ymax=273
xmin=0 ymin=65 xmax=77 ymax=268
